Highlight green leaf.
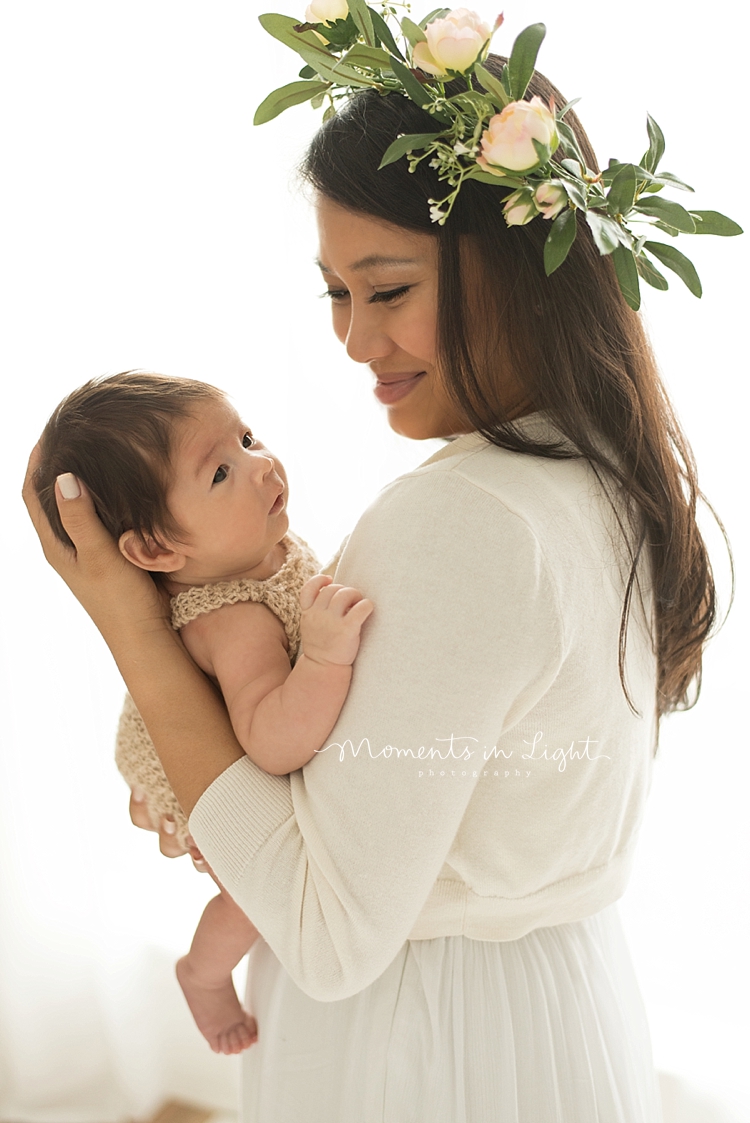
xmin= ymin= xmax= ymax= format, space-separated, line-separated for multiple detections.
xmin=559 ymin=176 xmax=586 ymax=210
xmin=507 ymin=22 xmax=546 ymax=100
xmin=652 ymin=171 xmax=694 ymax=193
xmin=500 ymin=63 xmax=511 ymax=95
xmin=688 ymin=210 xmax=743 ymax=236
xmin=368 ymin=6 xmax=405 ymax=60
xmin=635 ymin=196 xmax=696 ymax=232
xmin=556 ymin=119 xmax=585 ymax=166
xmin=611 ymin=246 xmax=641 ymax=310
xmin=347 ymin=0 xmax=375 ymax=45
xmin=586 ymin=211 xmax=623 ymax=255
xmin=465 ymin=168 xmax=525 ymax=188
xmin=258 ymin=14 xmax=375 ymax=86
xmin=389 ymin=56 xmax=449 ymax=120
xmin=607 ymin=164 xmax=637 ymax=216
xmin=644 ymin=241 xmax=703 ymax=296
xmin=641 ymin=114 xmax=665 ymax=173
xmin=310 ymin=89 xmax=326 ymax=109
xmin=378 ymin=130 xmax=442 ymax=169
xmin=531 ymin=136 xmax=552 ymax=168
xmin=299 ymin=64 xmax=317 ymax=78
xmin=544 ymin=207 xmax=577 ymax=274
xmin=636 ymin=252 xmax=669 ymax=291
xmin=253 ymin=79 xmax=331 ymax=124
xmin=560 ymin=157 xmax=583 ymax=177
xmin=401 ymin=16 xmax=427 ymax=45
xmin=419 ymin=8 xmax=451 ymax=28
xmin=474 ymin=63 xmax=510 ymax=107
xmin=338 ymin=43 xmax=393 ymax=71
xmin=654 ymin=220 xmax=679 ymax=237
xmin=557 ymin=98 xmax=581 ymax=119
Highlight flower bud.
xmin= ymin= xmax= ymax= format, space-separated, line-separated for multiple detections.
xmin=412 ymin=8 xmax=493 ymax=77
xmin=478 ymin=96 xmax=559 ymax=174
xmin=534 ymin=181 xmax=567 ymax=220
xmin=502 ymin=188 xmax=539 ymax=227
xmin=305 ymin=0 xmax=348 ymax=25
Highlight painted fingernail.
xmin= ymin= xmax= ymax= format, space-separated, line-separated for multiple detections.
xmin=131 ymin=787 xmax=146 ymax=803
xmin=163 ymin=818 xmax=176 ymax=835
xmin=57 ymin=473 xmax=81 ymax=500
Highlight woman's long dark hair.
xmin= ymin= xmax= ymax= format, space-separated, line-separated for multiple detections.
xmin=298 ymin=54 xmax=733 ymax=751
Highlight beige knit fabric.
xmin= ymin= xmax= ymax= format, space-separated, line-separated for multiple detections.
xmin=115 ymin=530 xmax=322 ymax=847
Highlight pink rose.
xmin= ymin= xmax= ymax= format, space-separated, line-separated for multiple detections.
xmin=304 ymin=0 xmax=348 ymax=25
xmin=534 ymin=181 xmax=567 ymax=220
xmin=412 ymin=8 xmax=495 ymax=77
xmin=502 ymin=188 xmax=539 ymax=227
xmin=478 ymin=96 xmax=559 ymax=174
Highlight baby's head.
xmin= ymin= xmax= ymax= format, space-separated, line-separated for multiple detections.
xmin=35 ymin=371 xmax=289 ymax=586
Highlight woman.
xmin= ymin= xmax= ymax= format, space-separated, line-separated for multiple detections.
xmin=23 ymin=54 xmax=722 ymax=1123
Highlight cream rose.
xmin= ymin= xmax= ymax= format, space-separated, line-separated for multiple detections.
xmin=502 ymin=188 xmax=539 ymax=227
xmin=412 ymin=8 xmax=493 ymax=77
xmin=305 ymin=0 xmax=349 ymax=25
xmin=534 ymin=181 xmax=567 ymax=220
xmin=478 ymin=97 xmax=559 ymax=174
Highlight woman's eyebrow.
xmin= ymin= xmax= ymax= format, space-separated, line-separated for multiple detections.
xmin=315 ymin=254 xmax=421 ymax=274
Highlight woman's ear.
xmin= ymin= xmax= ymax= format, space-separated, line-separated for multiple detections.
xmin=118 ymin=529 xmax=186 ymax=574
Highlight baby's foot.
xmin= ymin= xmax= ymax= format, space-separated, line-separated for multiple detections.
xmin=176 ymin=955 xmax=258 ymax=1055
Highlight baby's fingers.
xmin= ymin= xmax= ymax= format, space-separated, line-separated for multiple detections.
xmin=342 ymin=597 xmax=374 ymax=626
xmin=300 ymin=573 xmax=332 ymax=610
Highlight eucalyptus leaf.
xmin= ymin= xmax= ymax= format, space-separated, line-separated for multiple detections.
xmin=556 ymin=119 xmax=585 ymax=166
xmin=557 ymin=98 xmax=581 ymax=119
xmin=642 ymin=114 xmax=665 ymax=174
xmin=500 ymin=63 xmax=511 ymax=95
xmin=298 ymin=64 xmax=317 ymax=78
xmin=507 ymin=22 xmax=546 ymax=100
xmin=688 ymin=210 xmax=743 ymax=236
xmin=643 ymin=241 xmax=703 ymax=296
xmin=401 ymin=16 xmax=427 ymax=45
xmin=253 ymin=79 xmax=331 ymax=125
xmin=544 ymin=208 xmax=577 ymax=275
xmin=652 ymin=171 xmax=694 ymax=193
xmin=389 ymin=56 xmax=449 ymax=119
xmin=586 ymin=211 xmax=623 ymax=255
xmin=378 ymin=130 xmax=442 ymax=169
xmin=466 ymin=168 xmax=525 ymax=188
xmin=636 ymin=252 xmax=669 ymax=290
xmin=611 ymin=246 xmax=641 ymax=310
xmin=559 ymin=177 xmax=586 ymax=210
xmin=635 ymin=196 xmax=696 ymax=232
xmin=560 ymin=157 xmax=583 ymax=178
xmin=310 ymin=90 xmax=326 ymax=109
xmin=607 ymin=164 xmax=637 ymax=216
xmin=258 ymin=14 xmax=375 ymax=86
xmin=653 ymin=220 xmax=679 ymax=237
xmin=368 ymin=6 xmax=405 ymax=60
xmin=474 ymin=63 xmax=510 ymax=107
xmin=338 ymin=43 xmax=393 ymax=71
xmin=347 ymin=0 xmax=375 ymax=45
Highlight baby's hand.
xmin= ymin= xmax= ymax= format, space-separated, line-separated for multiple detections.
xmin=299 ymin=574 xmax=374 ymax=668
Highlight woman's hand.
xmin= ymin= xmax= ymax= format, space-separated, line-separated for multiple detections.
xmin=21 ymin=445 xmax=170 ymax=642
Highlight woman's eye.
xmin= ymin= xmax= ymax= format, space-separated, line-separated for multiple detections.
xmin=370 ymin=285 xmax=411 ymax=304
xmin=212 ymin=465 xmax=228 ymax=484
xmin=242 ymin=432 xmax=255 ymax=448
xmin=320 ymin=288 xmax=349 ymax=303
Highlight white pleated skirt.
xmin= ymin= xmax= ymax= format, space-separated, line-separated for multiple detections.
xmin=241 ymin=902 xmax=663 ymax=1123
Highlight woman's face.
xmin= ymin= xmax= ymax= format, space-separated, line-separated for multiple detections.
xmin=315 ymin=196 xmax=474 ymax=441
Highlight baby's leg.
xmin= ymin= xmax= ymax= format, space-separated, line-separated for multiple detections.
xmin=176 ymin=883 xmax=260 ymax=1055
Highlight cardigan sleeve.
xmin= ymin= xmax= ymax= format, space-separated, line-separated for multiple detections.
xmin=188 ymin=468 xmax=566 ymax=1001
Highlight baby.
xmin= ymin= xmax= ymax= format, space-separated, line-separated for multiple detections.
xmin=34 ymin=370 xmax=373 ymax=1056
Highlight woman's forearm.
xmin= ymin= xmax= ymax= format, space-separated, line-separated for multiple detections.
xmin=111 ymin=620 xmax=245 ymax=815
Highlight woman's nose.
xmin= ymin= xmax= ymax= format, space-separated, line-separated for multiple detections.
xmin=344 ymin=305 xmax=394 ymax=365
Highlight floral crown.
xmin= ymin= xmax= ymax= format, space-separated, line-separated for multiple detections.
xmin=254 ymin=2 xmax=741 ymax=310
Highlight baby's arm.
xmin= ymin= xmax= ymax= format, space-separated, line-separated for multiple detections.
xmin=179 ymin=577 xmax=373 ymax=776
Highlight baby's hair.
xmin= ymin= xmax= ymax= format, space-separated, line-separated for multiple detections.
xmin=35 ymin=370 xmax=225 ymax=554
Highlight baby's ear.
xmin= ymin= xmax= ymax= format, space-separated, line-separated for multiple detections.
xmin=118 ymin=529 xmax=186 ymax=574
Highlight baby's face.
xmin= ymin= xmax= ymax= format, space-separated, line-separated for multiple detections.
xmin=165 ymin=395 xmax=289 ymax=584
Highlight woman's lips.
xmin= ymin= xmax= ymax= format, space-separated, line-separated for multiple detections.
xmin=373 ymin=371 xmax=427 ymax=404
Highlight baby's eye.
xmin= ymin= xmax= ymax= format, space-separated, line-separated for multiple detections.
xmin=242 ymin=432 xmax=255 ymax=448
xmin=212 ymin=465 xmax=228 ymax=484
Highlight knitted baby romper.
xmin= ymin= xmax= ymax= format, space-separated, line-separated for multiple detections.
xmin=115 ymin=530 xmax=322 ymax=848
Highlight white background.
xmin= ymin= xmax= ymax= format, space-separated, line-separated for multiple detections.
xmin=0 ymin=1 xmax=747 ymax=1120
